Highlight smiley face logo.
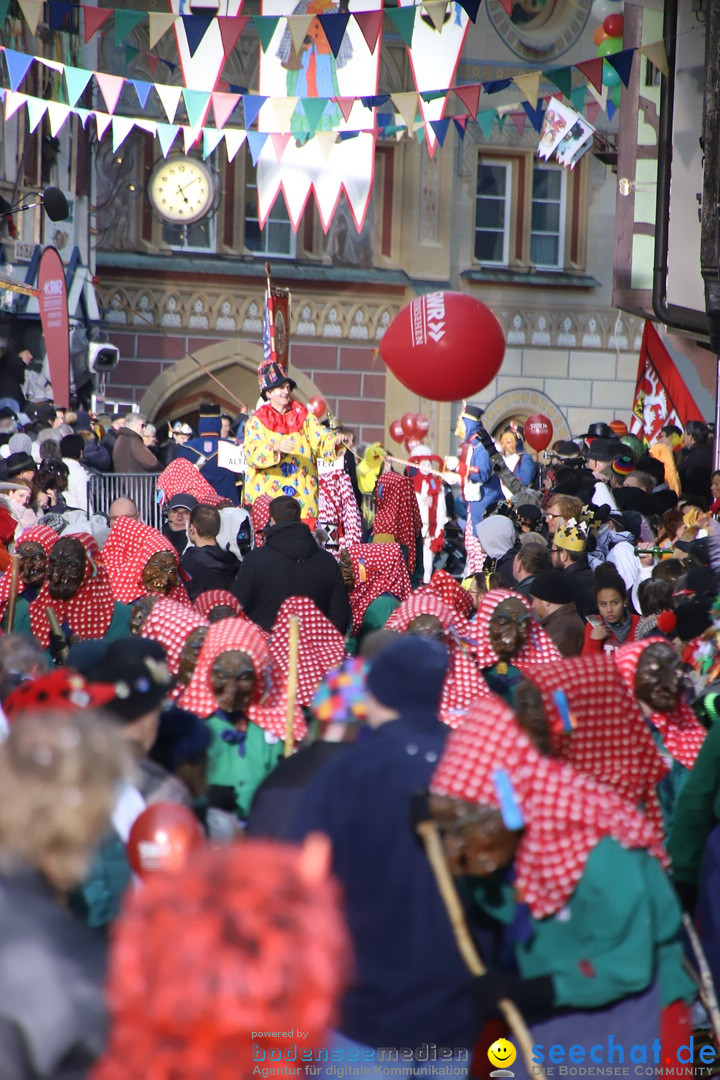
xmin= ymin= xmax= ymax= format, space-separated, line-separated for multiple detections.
xmin=488 ymin=1039 xmax=517 ymax=1070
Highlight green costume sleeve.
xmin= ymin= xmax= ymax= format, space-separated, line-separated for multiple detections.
xmin=667 ymin=721 xmax=720 ymax=887
xmin=205 ymin=715 xmax=283 ymax=819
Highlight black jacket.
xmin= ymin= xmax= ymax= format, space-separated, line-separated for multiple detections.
xmin=181 ymin=543 xmax=241 ymax=601
xmin=233 ymin=521 xmax=351 ymax=633
xmin=562 ymin=559 xmax=598 ymax=619
xmin=0 ymin=352 xmax=27 ymax=410
xmin=679 ymin=441 xmax=714 ymax=502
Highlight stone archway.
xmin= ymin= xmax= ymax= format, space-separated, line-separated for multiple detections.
xmin=139 ymin=340 xmax=322 ymax=424
xmin=481 ymin=388 xmax=571 ymax=444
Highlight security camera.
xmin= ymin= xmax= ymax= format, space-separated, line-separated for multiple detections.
xmin=88 ymin=341 xmax=120 ymax=373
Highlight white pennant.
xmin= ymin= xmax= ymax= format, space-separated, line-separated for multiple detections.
xmin=224 ymin=129 xmax=247 ymax=162
xmin=156 ymin=85 xmax=183 ymax=124
xmin=47 ymin=101 xmax=71 ymax=137
xmin=112 ymin=116 xmax=135 ymax=153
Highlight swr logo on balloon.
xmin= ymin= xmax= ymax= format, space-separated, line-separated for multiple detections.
xmin=411 ymin=292 xmax=446 ymax=347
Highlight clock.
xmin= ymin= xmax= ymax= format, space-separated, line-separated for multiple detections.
xmin=149 ymin=156 xmax=216 ymax=224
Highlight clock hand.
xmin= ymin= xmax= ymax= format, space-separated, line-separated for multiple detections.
xmin=177 ymin=176 xmax=201 ymax=195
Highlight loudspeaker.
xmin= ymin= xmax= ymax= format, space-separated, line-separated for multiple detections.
xmin=42 ymin=187 xmax=69 ymax=222
xmin=88 ymin=342 xmax=120 ymax=373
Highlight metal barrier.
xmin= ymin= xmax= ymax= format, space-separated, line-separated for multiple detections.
xmin=86 ymin=472 xmax=164 ymax=530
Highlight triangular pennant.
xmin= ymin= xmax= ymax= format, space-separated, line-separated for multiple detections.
xmin=157 ymin=123 xmax=180 ymax=158
xmin=253 ymin=14 xmax=280 ymax=52
xmin=17 ymin=0 xmax=42 ymax=35
xmin=4 ymin=50 xmax=34 ymax=93
xmin=211 ymin=91 xmax=241 ymax=130
xmin=586 ymin=100 xmax=601 ymax=125
xmin=131 ymin=80 xmax=152 ymax=109
xmin=47 ymin=101 xmax=71 ymax=137
xmin=64 ymin=65 xmax=93 ymax=107
xmin=270 ymin=132 xmax=291 ymax=162
xmin=416 ymin=123 xmax=426 ymax=145
xmin=181 ymin=14 xmax=213 ymax=58
xmin=182 ymin=126 xmax=201 ymax=154
xmin=512 ymin=71 xmax=541 ymax=108
xmin=452 ymin=115 xmax=469 ymax=138
xmin=482 ymin=78 xmax=512 ymax=94
xmin=497 ymin=112 xmax=508 ymax=131
xmin=640 ymin=40 xmax=669 ymax=78
xmin=391 ymin=91 xmax=419 ymax=131
xmin=125 ymin=43 xmax=140 ymax=67
xmin=115 ymin=9 xmax=144 ymax=47
xmin=607 ymin=99 xmax=617 ymax=121
xmin=455 ymin=0 xmax=482 ymax=22
xmin=271 ymin=96 xmax=299 ymax=134
xmin=4 ymin=91 xmax=26 ymax=123
xmin=37 ymin=57 xmax=64 ymax=73
xmin=586 ymin=81 xmax=608 ymax=110
xmin=335 ymin=96 xmax=355 ymax=122
xmin=300 ymin=96 xmax=329 ymax=133
xmin=148 ymin=13 xmax=177 ymax=50
xmin=243 ymin=94 xmax=267 ymax=129
xmin=386 ymin=6 xmax=416 ymax=48
xmin=134 ymin=119 xmax=157 ymax=136
xmin=182 ymin=88 xmax=211 ymax=129
xmin=510 ymin=110 xmax=526 ymax=134
xmin=453 ymin=83 xmax=481 ymax=118
xmin=476 ymin=108 xmax=495 ymax=139
xmin=93 ymin=111 xmax=113 ymax=140
xmin=315 ymin=130 xmax=337 ymax=160
xmin=543 ymin=65 xmax=572 ymax=100
xmin=576 ymin=58 xmax=604 ymax=94
xmin=95 ymin=72 xmax=125 ymax=115
xmin=422 ymin=2 xmax=447 ymax=31
xmin=521 ymin=98 xmax=545 ymax=133
xmin=217 ymin=15 xmax=248 ymax=58
xmin=318 ymin=12 xmax=350 ymax=58
xmin=203 ymin=127 xmax=225 ymax=160
xmin=354 ymin=9 xmax=383 ymax=53
xmin=25 ymin=96 xmax=47 ymax=132
xmin=246 ymin=130 xmax=269 ymax=166
xmin=420 ymin=88 xmax=447 ymax=102
xmin=49 ymin=1 xmax=73 ymax=32
xmin=570 ymin=86 xmax=586 ymax=114
xmin=606 ymin=48 xmax=635 ymax=88
xmin=288 ymin=14 xmax=314 ymax=53
xmin=224 ymin=128 xmax=247 ymax=162
xmin=156 ymin=85 xmax=182 ymax=124
xmin=75 ymin=107 xmax=91 ymax=129
xmin=83 ymin=5 xmax=111 ymax=43
xmin=112 ymin=116 xmax=134 ymax=153
xmin=429 ymin=117 xmax=450 ymax=146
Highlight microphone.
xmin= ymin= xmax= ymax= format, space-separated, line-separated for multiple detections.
xmin=41 ymin=187 xmax=69 ymax=222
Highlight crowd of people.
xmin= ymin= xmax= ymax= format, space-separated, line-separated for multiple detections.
xmin=1 ymin=350 xmax=720 ymax=1078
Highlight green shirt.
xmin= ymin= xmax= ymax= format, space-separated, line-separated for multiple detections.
xmin=205 ymin=713 xmax=283 ymax=819
xmin=10 ymin=595 xmax=133 ymax=650
xmin=668 ymin=719 xmax=720 ymax=887
xmin=471 ymin=837 xmax=693 ymax=1010
xmin=346 ymin=593 xmax=401 ymax=655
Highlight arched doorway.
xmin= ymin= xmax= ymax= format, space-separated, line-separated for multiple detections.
xmin=481 ymin=388 xmax=571 ymax=444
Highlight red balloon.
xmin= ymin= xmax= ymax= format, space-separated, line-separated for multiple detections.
xmin=127 ymin=802 xmax=204 ymax=879
xmin=379 ymin=292 xmax=505 ymax=402
xmin=405 ymin=436 xmax=423 ymax=453
xmin=401 ymin=412 xmax=418 ymax=437
xmin=603 ymin=13 xmax=623 ymax=36
xmin=415 ymin=414 xmax=430 ymax=437
xmin=307 ymin=396 xmax=327 ymax=419
xmin=389 ymin=419 xmax=405 ymax=444
xmin=525 ymin=414 xmax=554 ymax=453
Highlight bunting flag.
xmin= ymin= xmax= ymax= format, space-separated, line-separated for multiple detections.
xmin=95 ymin=72 xmax=125 ymax=115
xmin=148 ymin=13 xmax=177 ymax=49
xmin=26 ymin=96 xmax=47 ymax=132
xmin=212 ymin=91 xmax=241 ymax=129
xmin=203 ymin=126 xmax=225 ymax=159
xmin=17 ymin=0 xmax=42 ymax=34
xmin=512 ymin=71 xmax=540 ymax=108
xmin=386 ymin=6 xmax=415 ymax=47
xmin=4 ymin=49 xmax=34 ymax=92
xmin=4 ymin=90 xmax=26 ymax=121
xmin=156 ymin=84 xmax=183 ymax=123
xmin=47 ymin=100 xmax=71 ymax=137
xmin=112 ymin=116 xmax=135 ymax=152
xmin=157 ymin=123 xmax=180 ymax=157
xmin=453 ymin=82 xmax=480 ymax=119
xmin=399 ymin=0 xmax=469 ymax=155
xmin=131 ymin=79 xmax=153 ymax=109
xmin=218 ymin=15 xmax=248 ymax=58
xmin=640 ymin=40 xmax=669 ymax=78
xmin=224 ymin=128 xmax=247 ymax=162
xmin=354 ymin=9 xmax=383 ymax=53
xmin=170 ymin=0 xmax=244 ymax=132
xmin=606 ymin=48 xmax=635 ymax=89
xmin=630 ymin=321 xmax=703 ymax=444
xmin=576 ymin=57 xmax=603 ymax=94
xmin=83 ymin=4 xmax=112 ymax=42
xmin=272 ymin=95 xmax=299 ymax=133
xmin=115 ymin=9 xmax=144 ymax=47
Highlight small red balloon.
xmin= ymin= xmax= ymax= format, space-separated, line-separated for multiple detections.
xmin=379 ymin=292 xmax=505 ymax=402
xmin=127 ymin=802 xmax=204 ymax=879
xmin=389 ymin=419 xmax=405 ymax=444
xmin=603 ymin=13 xmax=623 ymax=36
xmin=415 ymin=414 xmax=430 ymax=437
xmin=405 ymin=436 xmax=423 ymax=453
xmin=307 ymin=396 xmax=327 ymax=419
xmin=401 ymin=413 xmax=418 ymax=437
xmin=525 ymin=414 xmax=554 ymax=454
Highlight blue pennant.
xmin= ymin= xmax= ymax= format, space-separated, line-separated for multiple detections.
xmin=521 ymin=98 xmax=546 ymax=133
xmin=243 ymin=94 xmax=267 ymax=129
xmin=4 ymin=49 xmax=34 ymax=92
xmin=180 ymin=14 xmax=213 ymax=57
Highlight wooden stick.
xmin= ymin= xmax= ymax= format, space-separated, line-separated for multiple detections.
xmin=46 ymin=606 xmax=69 ymax=666
xmin=5 ymin=554 xmax=20 ymax=633
xmin=683 ymin=914 xmax=720 ymax=1049
xmin=416 ymin=819 xmax=545 ymax=1080
xmin=284 ymin=615 xmax=300 ymax=758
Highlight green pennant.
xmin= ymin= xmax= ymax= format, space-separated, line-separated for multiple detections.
xmin=64 ymin=65 xmax=93 ymax=108
xmin=386 ymin=6 xmax=415 ymax=48
xmin=125 ymin=45 xmax=140 ymax=66
xmin=543 ymin=65 xmax=572 ymax=100
xmin=476 ymin=108 xmax=495 ymax=139
xmin=253 ymin=14 xmax=280 ymax=52
xmin=497 ymin=113 xmax=507 ymax=132
xmin=115 ymin=9 xmax=144 ymax=47
xmin=570 ymin=86 xmax=586 ymax=114
xmin=416 ymin=124 xmax=426 ymax=145
xmin=300 ymin=96 xmax=329 ymax=133
xmin=182 ymin=88 xmax=211 ymax=129
xmin=420 ymin=89 xmax=447 ymax=103
xmin=0 ymin=0 xmax=10 ymax=24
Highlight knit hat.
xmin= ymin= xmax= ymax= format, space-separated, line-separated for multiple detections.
xmin=609 ymin=420 xmax=629 ymax=437
xmin=553 ymin=517 xmax=588 ymax=553
xmin=584 ymin=438 xmax=618 ymax=462
xmin=257 ymin=361 xmax=296 ymax=398
xmin=529 ymin=570 xmax=574 ymax=606
xmin=78 ymin=637 xmax=175 ymax=721
xmin=74 ymin=411 xmax=92 ymax=433
xmin=311 ymin=657 xmax=368 ymax=728
xmin=612 ymin=455 xmax=635 ymax=478
xmin=4 ymin=451 xmax=35 ymax=477
xmin=366 ymin=636 xmax=449 ymax=717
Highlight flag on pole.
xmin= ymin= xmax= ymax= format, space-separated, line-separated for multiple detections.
xmin=263 ymin=263 xmax=290 ymax=368
xmin=630 ymin=320 xmax=703 ymax=443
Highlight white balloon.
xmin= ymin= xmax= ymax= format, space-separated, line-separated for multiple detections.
xmin=591 ymin=0 xmax=623 ymax=20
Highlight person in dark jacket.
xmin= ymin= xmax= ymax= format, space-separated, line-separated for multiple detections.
xmin=679 ymin=419 xmax=714 ymax=503
xmin=100 ymin=414 xmax=125 ymax=465
xmin=529 ymin=570 xmax=585 ymax=657
xmin=550 ymin=518 xmax=597 ymax=619
xmin=180 ymin=504 xmax=241 ymax=601
xmin=176 ymin=403 xmax=240 ymax=505
xmin=161 ymin=492 xmax=197 ymax=559
xmin=0 ymin=349 xmax=30 ymax=414
xmin=112 ymin=414 xmax=160 ymax=474
xmin=233 ymin=495 xmax=350 ymax=633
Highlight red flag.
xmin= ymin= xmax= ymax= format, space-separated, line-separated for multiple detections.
xmin=630 ymin=320 xmax=703 ymax=443
xmin=38 ymin=247 xmax=70 ymax=409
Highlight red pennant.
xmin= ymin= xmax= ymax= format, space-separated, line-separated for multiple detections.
xmin=453 ymin=83 xmax=481 ymax=119
xmin=217 ymin=15 xmax=248 ymax=59
xmin=83 ymin=6 xmax=111 ymax=43
xmin=334 ymin=96 xmax=355 ymax=122
xmin=576 ymin=58 xmax=604 ymax=94
xmin=146 ymin=55 xmax=159 ymax=77
xmin=354 ymin=9 xmax=383 ymax=54
xmin=270 ymin=132 xmax=291 ymax=161
xmin=510 ymin=111 xmax=526 ymax=134
xmin=586 ymin=100 xmax=601 ymax=124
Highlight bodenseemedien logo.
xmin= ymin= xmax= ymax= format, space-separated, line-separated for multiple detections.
xmin=489 ymin=1038 xmax=517 ymax=1077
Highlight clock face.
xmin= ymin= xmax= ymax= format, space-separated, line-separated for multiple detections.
xmin=149 ymin=158 xmax=215 ymax=224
